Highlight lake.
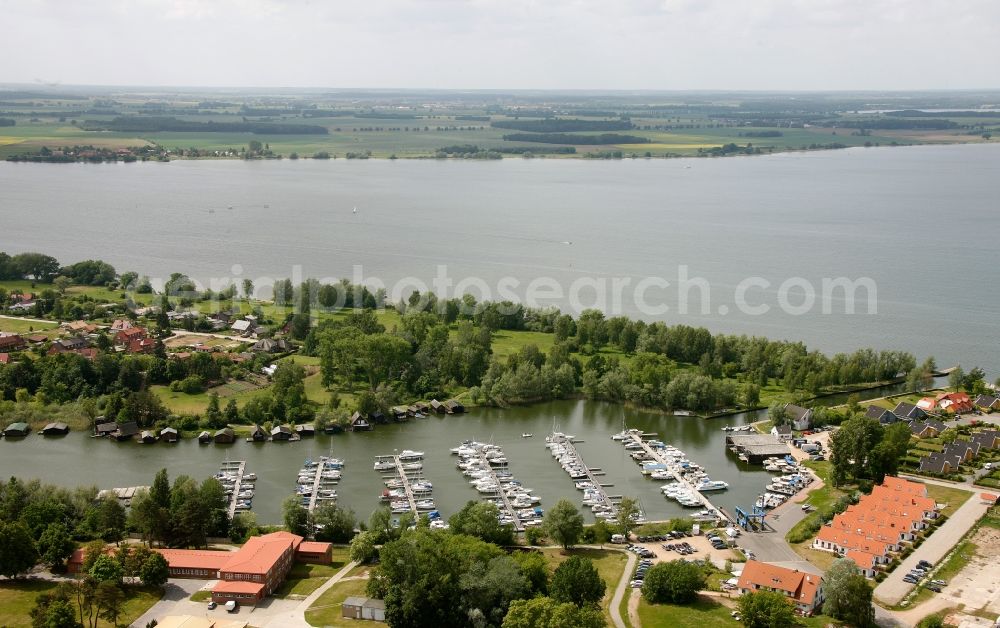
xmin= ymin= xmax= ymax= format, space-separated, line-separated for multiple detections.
xmin=2 ymin=144 xmax=998 ymax=374
xmin=0 ymin=399 xmax=773 ymax=524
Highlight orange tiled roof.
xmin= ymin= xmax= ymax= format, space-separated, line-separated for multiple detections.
xmin=737 ymin=560 xmax=821 ymax=606
xmin=212 ymin=580 xmax=265 ymax=595
xmin=157 ymin=549 xmax=231 ymax=571
xmin=846 ymin=549 xmax=879 ymax=569
xmin=298 ymin=541 xmax=332 ymax=554
xmin=219 ymin=531 xmax=302 ymax=576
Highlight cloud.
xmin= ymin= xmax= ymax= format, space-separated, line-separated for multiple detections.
xmin=0 ymin=0 xmax=997 ymax=89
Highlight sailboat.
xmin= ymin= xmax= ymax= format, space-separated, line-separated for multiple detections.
xmin=352 ymin=206 xmax=358 ymax=214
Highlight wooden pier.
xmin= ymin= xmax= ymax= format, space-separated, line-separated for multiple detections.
xmin=306 ymin=458 xmax=338 ymax=513
xmin=628 ymin=435 xmax=731 ymax=523
xmin=547 ymin=433 xmax=618 ymax=517
xmin=375 ymin=454 xmax=420 ymax=516
xmin=474 ymin=449 xmax=525 ymax=532
xmin=222 ymin=460 xmax=247 ymax=519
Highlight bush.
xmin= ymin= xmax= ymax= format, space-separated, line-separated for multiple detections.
xmin=641 ymin=560 xmax=706 ymax=604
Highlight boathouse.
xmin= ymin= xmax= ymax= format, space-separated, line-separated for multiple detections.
xmin=214 ymin=428 xmax=236 ymax=444
xmin=726 ymin=433 xmax=790 ymax=464
xmin=160 ymin=427 xmax=179 ymax=443
xmin=41 ymin=422 xmax=70 ymax=436
xmin=2 ymin=422 xmax=30 ymax=438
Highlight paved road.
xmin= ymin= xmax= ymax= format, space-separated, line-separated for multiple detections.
xmin=261 ymin=560 xmax=359 ymax=628
xmin=873 ymin=494 xmax=992 ymax=606
xmin=609 ymin=550 xmax=637 ymax=628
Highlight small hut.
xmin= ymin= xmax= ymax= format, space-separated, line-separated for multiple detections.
xmin=95 ymin=422 xmax=118 ymax=437
xmin=2 ymin=422 xmax=30 ymax=438
xmin=40 ymin=422 xmax=70 ymax=436
xmin=113 ymin=421 xmax=139 ymax=441
xmin=391 ymin=407 xmax=410 ymax=422
xmin=139 ymin=430 xmax=158 ymax=444
xmin=295 ymin=424 xmax=315 ymax=437
xmin=214 ymin=428 xmax=236 ymax=444
xmin=197 ymin=430 xmax=212 ymax=444
xmin=249 ymin=425 xmax=267 ymax=442
xmin=271 ymin=425 xmax=294 ymax=441
xmin=350 ymin=412 xmax=371 ymax=432
xmin=160 ymin=427 xmax=179 ymax=443
xmin=430 ymin=399 xmax=447 ymax=414
xmin=444 ymin=400 xmax=465 ymax=414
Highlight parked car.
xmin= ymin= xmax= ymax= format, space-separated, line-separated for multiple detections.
xmin=207 ymin=601 xmax=217 ymax=610
xmin=926 ymin=584 xmax=942 ymax=593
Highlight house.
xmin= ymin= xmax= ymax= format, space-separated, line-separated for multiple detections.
xmin=783 ymin=403 xmax=813 ymax=431
xmin=115 ymin=326 xmax=147 ymax=346
xmin=63 ymin=321 xmax=98 ymax=334
xmin=297 ymin=541 xmax=333 ymax=564
xmin=139 ymin=430 xmax=158 ymax=444
xmin=197 ymin=430 xmax=212 ymax=444
xmin=160 ymin=427 xmax=179 ymax=443
xmin=231 ymin=320 xmax=252 ymax=333
xmin=916 ymin=397 xmax=937 ymax=412
xmin=919 ymin=453 xmax=957 ymax=475
xmin=893 ymin=402 xmax=927 ymax=422
xmin=350 ymin=412 xmax=371 ymax=431
xmin=864 ymin=405 xmax=897 ymax=425
xmin=0 ymin=334 xmax=27 ymax=351
xmin=936 ymin=392 xmax=974 ymax=414
xmin=444 ymin=399 xmax=465 ymax=414
xmin=249 ymin=425 xmax=267 ymax=442
xmin=214 ymin=428 xmax=236 ymax=444
xmin=212 ymin=532 xmax=311 ymax=605
xmin=47 ymin=336 xmax=90 ymax=355
xmin=430 ymin=399 xmax=447 ymax=414
xmin=113 ymin=422 xmax=139 ymax=441
xmin=974 ymin=395 xmax=1000 ymax=412
xmin=251 ymin=338 xmax=291 ymax=353
xmin=391 ymin=406 xmax=410 ymax=422
xmin=40 ymin=422 xmax=69 ymax=436
xmin=8 ymin=300 xmax=36 ymax=312
xmin=2 ymin=422 xmax=31 ymax=438
xmin=95 ymin=422 xmax=118 ymax=437
xmin=128 ymin=338 xmax=157 ymax=354
xmin=970 ymin=430 xmax=1000 ymax=450
xmin=9 ymin=292 xmax=33 ymax=304
xmin=736 ymin=560 xmax=824 ymax=615
xmin=0 ymin=353 xmax=10 ymax=364
xmin=270 ymin=425 xmax=294 ymax=441
xmin=910 ymin=420 xmax=942 ymax=438
xmin=342 ymin=597 xmax=387 ymax=622
xmin=110 ymin=319 xmax=135 ymax=332
xmin=295 ymin=424 xmax=315 ymax=437
xmin=771 ymin=424 xmax=793 ymax=441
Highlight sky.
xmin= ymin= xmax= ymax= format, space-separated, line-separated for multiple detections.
xmin=1 ymin=0 xmax=998 ymax=91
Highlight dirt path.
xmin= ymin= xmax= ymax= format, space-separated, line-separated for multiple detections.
xmin=627 ymin=589 xmax=641 ymax=627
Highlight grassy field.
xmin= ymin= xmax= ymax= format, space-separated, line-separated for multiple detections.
xmin=637 ymin=595 xmax=739 ymax=628
xmin=538 ymin=547 xmax=628 ymax=626
xmin=0 ymin=580 xmax=161 ymax=628
xmin=274 ymin=561 xmax=346 ymax=598
xmin=304 ymin=577 xmax=375 ymax=627
xmin=0 ymin=317 xmax=59 ymax=334
xmin=924 ymin=484 xmax=973 ymax=518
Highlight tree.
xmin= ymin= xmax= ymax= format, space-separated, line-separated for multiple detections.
xmin=543 ymin=499 xmax=584 ymax=550
xmin=614 ymin=496 xmax=640 ymax=538
xmin=88 ymin=554 xmax=123 ymax=585
xmin=641 ymin=560 xmax=706 ymax=604
xmin=349 ymin=530 xmax=378 ymax=564
xmin=0 ymin=521 xmax=38 ymax=578
xmin=823 ymin=558 xmax=874 ymax=626
xmin=768 ymin=402 xmax=788 ymax=426
xmin=312 ymin=503 xmax=356 ymax=543
xmin=138 ymin=552 xmax=169 ymax=588
xmin=737 ymin=590 xmax=796 ymax=628
xmin=12 ymin=252 xmax=60 ymax=282
xmin=448 ymin=501 xmax=515 ymax=546
xmin=511 ymin=551 xmax=549 ymax=596
xmin=242 ymin=279 xmax=254 ymax=300
xmin=30 ymin=588 xmax=82 ymax=628
xmin=282 ymin=495 xmax=310 ymax=537
xmin=502 ymin=596 xmax=604 ymax=628
xmin=460 ymin=555 xmax=531 ymax=626
xmin=550 ymin=556 xmax=605 ymax=608
xmin=94 ymin=581 xmax=125 ymax=628
xmin=37 ymin=523 xmax=75 ymax=569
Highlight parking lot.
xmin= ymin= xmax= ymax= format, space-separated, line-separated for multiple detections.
xmin=621 ymin=529 xmax=740 ymax=588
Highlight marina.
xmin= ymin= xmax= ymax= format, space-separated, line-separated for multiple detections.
xmin=374 ymin=450 xmax=434 ymax=516
xmin=296 ymin=455 xmax=343 ymax=512
xmin=545 ymin=432 xmax=620 ymax=522
xmin=452 ymin=440 xmax=541 ymax=532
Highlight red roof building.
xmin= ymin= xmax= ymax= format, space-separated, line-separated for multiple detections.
xmin=935 ymin=392 xmax=974 ymax=414
xmin=0 ymin=353 xmax=10 ymax=364
xmin=0 ymin=334 xmax=26 ymax=351
xmin=737 ymin=560 xmax=824 ymax=615
xmin=115 ymin=326 xmax=147 ymax=345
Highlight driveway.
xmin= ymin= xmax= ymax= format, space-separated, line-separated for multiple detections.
xmin=874 ymin=494 xmax=993 ymax=606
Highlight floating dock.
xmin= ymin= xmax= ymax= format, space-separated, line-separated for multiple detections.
xmin=374 ymin=452 xmax=431 ymax=517
xmin=452 ymin=441 xmax=539 ymax=532
xmin=545 ymin=432 xmax=619 ymax=520
xmin=297 ymin=456 xmax=342 ymax=513
xmin=623 ymin=433 xmax=730 ymax=523
xmin=217 ymin=460 xmax=250 ymax=519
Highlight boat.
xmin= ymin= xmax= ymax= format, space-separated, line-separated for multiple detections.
xmin=373 ymin=460 xmax=396 ymax=471
xmin=398 ymin=449 xmax=424 ymax=461
xmin=521 ymin=433 xmax=533 ymax=438
xmin=695 ymin=479 xmax=730 ymax=492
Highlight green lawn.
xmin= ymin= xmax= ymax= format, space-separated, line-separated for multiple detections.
xmin=637 ymin=595 xmax=739 ymax=628
xmin=0 ymin=580 xmax=161 ymax=628
xmin=924 ymin=484 xmax=973 ymax=518
xmin=0 ymin=317 xmax=59 ymax=334
xmin=539 ymin=547 xmax=628 ymax=626
xmin=190 ymin=589 xmax=212 ymax=602
xmin=274 ymin=562 xmax=346 ymax=598
xmin=304 ymin=578 xmax=376 ymax=627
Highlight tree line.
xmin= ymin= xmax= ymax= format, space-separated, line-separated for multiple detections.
xmin=82 ymin=116 xmax=329 ymax=135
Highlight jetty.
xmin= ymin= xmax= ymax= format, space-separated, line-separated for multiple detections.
xmin=545 ymin=432 xmax=620 ymax=521
xmin=452 ymin=441 xmax=539 ymax=532
xmin=297 ymin=456 xmax=343 ymax=513
xmin=217 ymin=460 xmax=251 ymax=519
xmin=374 ymin=450 xmax=431 ymax=517
xmin=621 ymin=432 xmax=730 ymax=523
